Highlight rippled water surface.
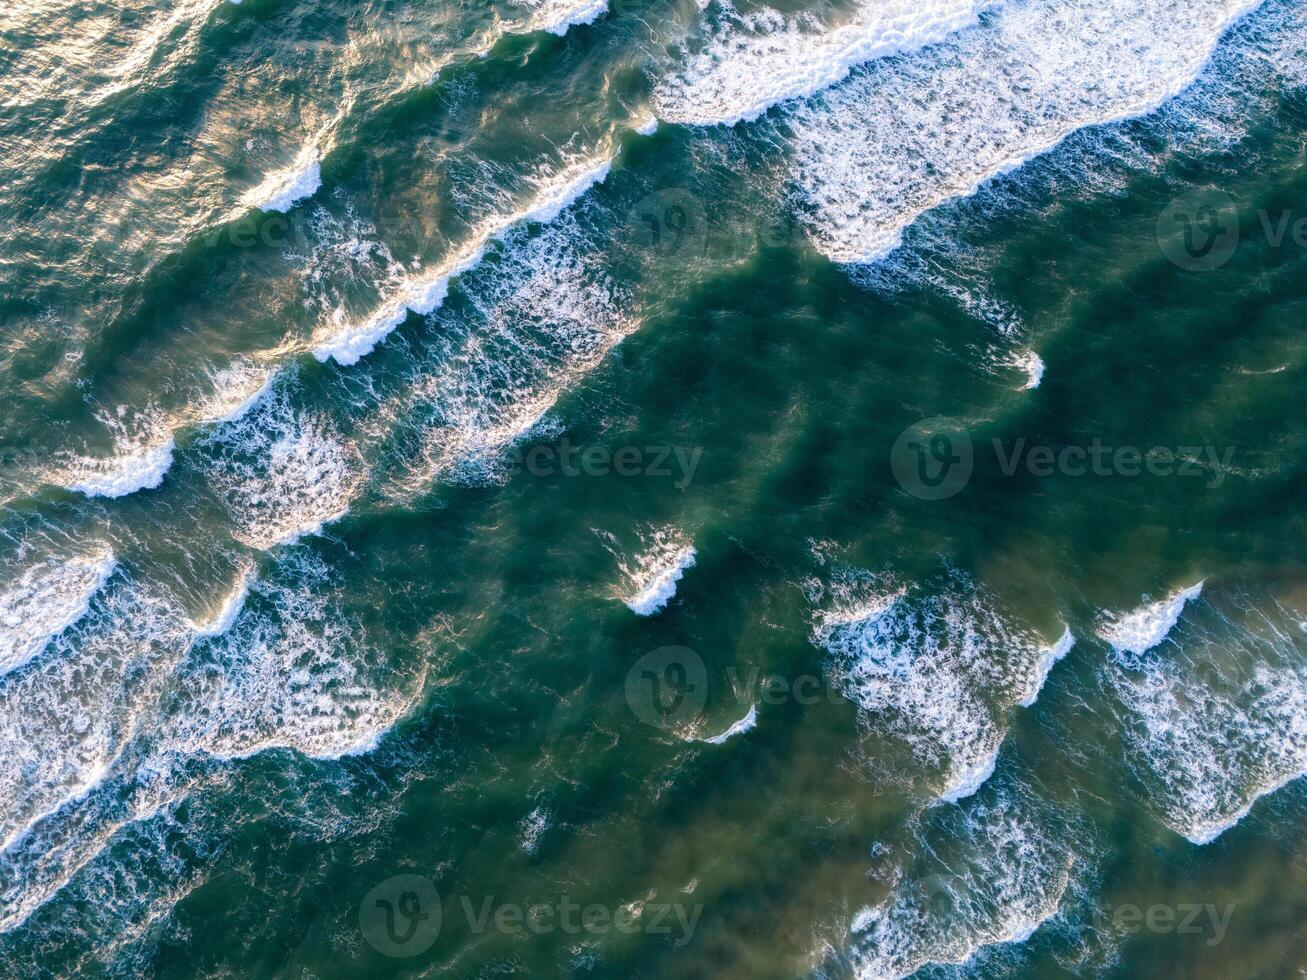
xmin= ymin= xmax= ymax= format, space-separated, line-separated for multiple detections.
xmin=3 ymin=0 xmax=1307 ymax=976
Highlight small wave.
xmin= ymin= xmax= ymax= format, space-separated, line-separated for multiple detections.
xmin=0 ymin=548 xmax=117 ymax=677
xmin=373 ymin=207 xmax=636 ymax=495
xmin=785 ymin=0 xmax=1265 ymax=264
xmin=47 ymin=408 xmax=175 ymax=499
xmin=311 ymin=156 xmax=612 ymax=366
xmin=605 ymin=527 xmax=697 ymax=616
xmin=520 ymin=805 xmax=550 ymax=853
xmin=1012 ymin=349 xmax=1045 ymax=390
xmin=200 ymin=379 xmax=363 ymax=549
xmin=168 ymin=551 xmax=425 ymax=760
xmin=655 ymin=0 xmax=995 ymax=126
xmin=0 ymin=551 xmax=422 ymax=932
xmin=190 ymin=360 xmax=277 ymax=426
xmin=1017 ymin=627 xmax=1074 ymax=708
xmin=1102 ymin=585 xmax=1307 ymax=844
xmin=811 ymin=566 xmax=1062 ymax=803
xmin=850 ymin=782 xmax=1078 ymax=978
xmin=190 ymin=565 xmax=255 ymax=638
xmin=0 ymin=762 xmax=198 ymax=936
xmin=1098 ymin=582 xmax=1203 ymax=655
xmin=511 ymin=0 xmax=609 ymax=35
xmin=0 ymin=571 xmax=192 ymax=864
xmin=693 ymin=704 xmax=757 ymax=745
xmin=239 ymin=147 xmax=323 ymax=214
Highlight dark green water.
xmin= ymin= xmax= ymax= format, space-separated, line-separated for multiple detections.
xmin=2 ymin=0 xmax=1307 ymax=976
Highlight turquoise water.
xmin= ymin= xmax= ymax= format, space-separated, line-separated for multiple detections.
xmin=3 ymin=0 xmax=1307 ymax=976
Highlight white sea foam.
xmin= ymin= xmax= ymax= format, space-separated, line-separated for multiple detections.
xmin=520 ymin=806 xmax=550 ymax=853
xmin=190 ymin=565 xmax=255 ymax=638
xmin=200 ymin=380 xmax=363 ymax=549
xmin=311 ymin=156 xmax=612 ymax=366
xmin=372 ymin=207 xmax=636 ymax=495
xmin=0 ymin=547 xmax=116 ymax=676
xmin=0 ymin=551 xmax=422 ymax=931
xmin=0 ymin=571 xmax=191 ymax=863
xmin=1103 ymin=586 xmax=1307 ymax=844
xmin=655 ymin=0 xmax=995 ymax=126
xmin=166 ymin=552 xmax=424 ymax=761
xmin=811 ymin=568 xmax=1059 ymax=803
xmin=1098 ymin=582 xmax=1203 ymax=655
xmin=695 ymin=704 xmax=758 ymax=745
xmin=192 ymin=359 xmax=277 ymax=426
xmin=1017 ymin=627 xmax=1073 ymax=708
xmin=0 ymin=761 xmax=198 ymax=936
xmin=512 ymin=0 xmax=609 ymax=34
xmin=850 ymin=784 xmax=1076 ymax=978
xmin=609 ymin=527 xmax=697 ymax=615
xmin=1012 ymin=349 xmax=1045 ymax=390
xmin=785 ymin=0 xmax=1265 ymax=264
xmin=50 ymin=408 xmax=175 ymax=499
xmin=240 ymin=146 xmax=322 ymax=213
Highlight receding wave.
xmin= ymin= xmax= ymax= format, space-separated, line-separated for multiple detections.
xmin=848 ymin=780 xmax=1082 ymax=978
xmin=311 ymin=155 xmax=613 ymax=366
xmin=809 ymin=562 xmax=1070 ymax=803
xmin=0 ymin=547 xmax=116 ymax=677
xmin=1101 ymin=583 xmax=1307 ymax=845
xmin=785 ymin=0 xmax=1264 ymax=263
xmin=654 ymin=0 xmax=995 ymax=126
xmin=199 ymin=378 xmax=363 ymax=550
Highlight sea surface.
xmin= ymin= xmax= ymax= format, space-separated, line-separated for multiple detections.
xmin=2 ymin=0 xmax=1307 ymax=976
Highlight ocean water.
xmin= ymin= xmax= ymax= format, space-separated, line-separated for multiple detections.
xmin=3 ymin=0 xmax=1307 ymax=976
